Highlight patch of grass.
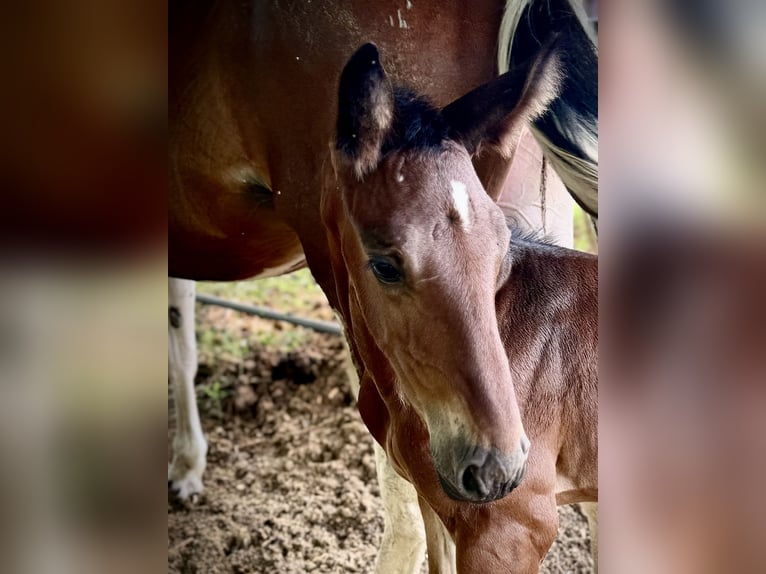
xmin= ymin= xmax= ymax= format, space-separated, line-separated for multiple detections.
xmin=195 ymin=269 xmax=332 ymax=359
xmin=199 ymin=379 xmax=233 ymax=420
xmin=198 ymin=326 xmax=250 ymax=363
xmin=197 ymin=269 xmax=330 ymax=319
xmin=251 ymin=326 xmax=317 ymax=355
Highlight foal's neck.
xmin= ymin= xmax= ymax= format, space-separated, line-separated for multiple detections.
xmin=496 ymin=234 xmax=598 ymax=399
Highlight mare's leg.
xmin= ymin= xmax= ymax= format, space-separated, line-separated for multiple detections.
xmin=168 ymin=278 xmax=207 ymax=498
xmin=581 ymin=501 xmax=599 ymax=572
xmin=342 ymin=349 xmax=427 ymax=574
xmin=373 ymin=443 xmax=428 ymax=574
xmin=419 ymin=498 xmax=457 ymax=574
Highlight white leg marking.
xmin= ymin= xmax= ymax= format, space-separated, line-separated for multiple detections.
xmin=374 ymin=443 xmax=427 ymax=574
xmin=168 ymin=278 xmax=207 ymax=499
xmin=581 ymin=501 xmax=599 ymax=573
xmin=341 ymin=341 xmax=426 ymax=574
xmin=419 ymin=499 xmax=457 ymax=574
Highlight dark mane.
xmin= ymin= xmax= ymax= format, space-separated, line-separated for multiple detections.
xmin=507 ymin=224 xmax=595 ymax=261
xmin=509 ymin=225 xmax=552 ymax=245
xmin=507 ymin=224 xmax=573 ymax=256
xmin=381 ymin=88 xmax=450 ymax=155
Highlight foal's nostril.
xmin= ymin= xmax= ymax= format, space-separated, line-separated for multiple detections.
xmin=454 ymin=448 xmax=527 ymax=501
xmin=462 ymin=464 xmax=489 ymax=498
xmin=520 ymin=435 xmax=531 ymax=456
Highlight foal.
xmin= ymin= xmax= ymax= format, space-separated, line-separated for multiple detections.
xmin=324 ymin=42 xmax=596 ymax=572
xmin=367 ymin=230 xmax=599 ymax=574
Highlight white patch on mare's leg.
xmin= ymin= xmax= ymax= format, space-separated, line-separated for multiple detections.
xmin=168 ymin=278 xmax=208 ymax=499
xmin=450 ymin=180 xmax=471 ymax=228
xmin=341 ymin=338 xmax=426 ymax=574
xmin=420 ymin=498 xmax=457 ymax=573
xmin=373 ymin=444 xmax=427 ymax=574
xmin=581 ymin=501 xmax=599 ymax=572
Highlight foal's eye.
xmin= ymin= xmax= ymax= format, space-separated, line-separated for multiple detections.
xmin=368 ymin=258 xmax=403 ymax=285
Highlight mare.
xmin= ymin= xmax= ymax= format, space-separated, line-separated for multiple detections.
xmin=169 ymin=1 xmax=597 ymax=571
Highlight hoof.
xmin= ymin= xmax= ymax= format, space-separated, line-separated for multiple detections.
xmin=168 ymin=463 xmax=205 ymax=500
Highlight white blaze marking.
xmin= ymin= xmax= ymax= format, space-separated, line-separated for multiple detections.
xmin=450 ymin=180 xmax=470 ymax=227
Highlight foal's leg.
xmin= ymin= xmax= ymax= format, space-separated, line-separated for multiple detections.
xmin=456 ymin=496 xmax=558 ymax=573
xmin=419 ymin=498 xmax=457 ymax=574
xmin=455 ymin=455 xmax=559 ymax=574
xmin=168 ymin=278 xmax=207 ymax=498
xmin=342 ymin=348 xmax=427 ymax=574
xmin=581 ymin=501 xmax=599 ymax=572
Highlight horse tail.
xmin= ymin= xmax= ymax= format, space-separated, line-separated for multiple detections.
xmin=498 ymin=0 xmax=599 ymax=219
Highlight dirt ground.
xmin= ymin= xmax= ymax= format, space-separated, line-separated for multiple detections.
xmin=168 ymin=302 xmax=594 ymax=574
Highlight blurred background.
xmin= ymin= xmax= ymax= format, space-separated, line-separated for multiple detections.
xmin=1 ymin=0 xmax=765 ymax=572
xmin=601 ymin=1 xmax=766 ymax=572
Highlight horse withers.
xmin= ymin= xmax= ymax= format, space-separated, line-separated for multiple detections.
xmin=323 ymin=41 xmax=596 ymax=572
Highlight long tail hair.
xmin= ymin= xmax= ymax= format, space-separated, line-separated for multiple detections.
xmin=498 ymin=0 xmax=598 ymax=219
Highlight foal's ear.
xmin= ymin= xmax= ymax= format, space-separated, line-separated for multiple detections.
xmin=336 ymin=43 xmax=394 ymax=179
xmin=442 ymin=39 xmax=563 ymax=158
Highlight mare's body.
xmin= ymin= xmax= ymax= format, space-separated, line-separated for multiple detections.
xmin=170 ymin=0 xmax=510 ymax=285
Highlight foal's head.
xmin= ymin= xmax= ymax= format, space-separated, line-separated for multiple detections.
xmin=327 ymin=43 xmax=561 ymax=503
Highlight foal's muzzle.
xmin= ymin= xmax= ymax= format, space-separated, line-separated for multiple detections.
xmin=435 ymin=437 xmax=530 ymax=503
